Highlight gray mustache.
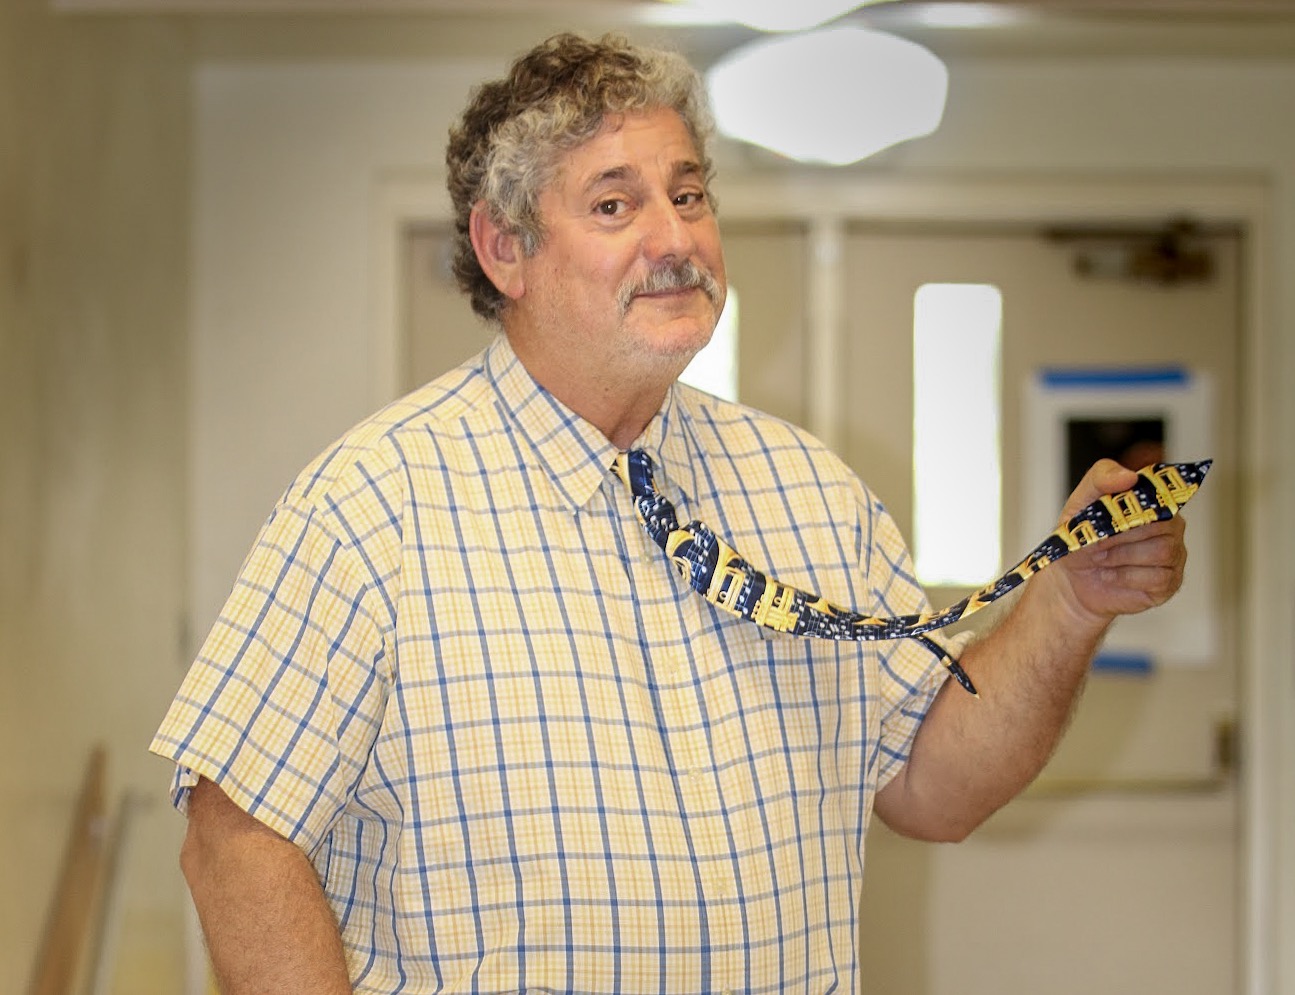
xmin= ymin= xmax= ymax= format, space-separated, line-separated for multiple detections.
xmin=618 ymin=262 xmax=724 ymax=315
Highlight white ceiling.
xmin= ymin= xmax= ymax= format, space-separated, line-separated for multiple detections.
xmin=48 ymin=0 xmax=1295 ymax=11
xmin=47 ymin=0 xmax=1295 ymax=59
xmin=46 ymin=0 xmax=641 ymax=13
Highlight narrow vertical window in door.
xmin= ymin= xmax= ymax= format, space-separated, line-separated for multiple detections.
xmin=912 ymin=283 xmax=1002 ymax=585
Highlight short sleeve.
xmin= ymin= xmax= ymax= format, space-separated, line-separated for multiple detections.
xmin=149 ymin=497 xmax=391 ymax=854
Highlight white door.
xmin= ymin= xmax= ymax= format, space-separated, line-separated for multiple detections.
xmin=841 ymin=224 xmax=1240 ymax=995
xmin=402 ymin=223 xmax=494 ymax=392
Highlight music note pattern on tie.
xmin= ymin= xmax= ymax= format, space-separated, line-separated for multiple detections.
xmin=613 ymin=451 xmax=1211 ymax=696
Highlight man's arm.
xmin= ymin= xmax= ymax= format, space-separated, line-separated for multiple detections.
xmin=874 ymin=459 xmax=1188 ymax=842
xmin=181 ymin=777 xmax=353 ymax=994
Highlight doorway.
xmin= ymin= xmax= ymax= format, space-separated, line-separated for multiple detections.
xmin=828 ymin=222 xmax=1241 ymax=994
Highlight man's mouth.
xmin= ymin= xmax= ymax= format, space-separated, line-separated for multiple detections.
xmin=636 ymin=286 xmax=695 ymax=299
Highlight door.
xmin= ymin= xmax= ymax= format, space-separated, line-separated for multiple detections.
xmin=402 ymin=222 xmax=496 ymax=393
xmin=841 ymin=223 xmax=1240 ymax=995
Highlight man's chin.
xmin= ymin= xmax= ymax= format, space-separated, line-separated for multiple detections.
xmin=612 ymin=321 xmax=709 ymax=378
xmin=639 ymin=314 xmax=715 ymax=352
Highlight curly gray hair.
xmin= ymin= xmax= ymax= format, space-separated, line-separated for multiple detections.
xmin=445 ymin=33 xmax=716 ymax=322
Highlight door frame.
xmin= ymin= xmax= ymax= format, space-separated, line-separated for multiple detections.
xmin=370 ymin=170 xmax=1285 ymax=994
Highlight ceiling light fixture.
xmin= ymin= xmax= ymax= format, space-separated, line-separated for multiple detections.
xmin=706 ymin=26 xmax=949 ymax=165
xmin=678 ymin=0 xmax=877 ymax=33
xmin=911 ymin=2 xmax=1023 ymax=29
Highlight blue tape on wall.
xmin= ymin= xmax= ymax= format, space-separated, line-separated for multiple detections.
xmin=1040 ymin=367 xmax=1189 ymax=389
xmin=1092 ymin=651 xmax=1154 ymax=675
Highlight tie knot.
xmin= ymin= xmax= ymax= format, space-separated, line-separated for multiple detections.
xmin=615 ymin=449 xmax=657 ymax=500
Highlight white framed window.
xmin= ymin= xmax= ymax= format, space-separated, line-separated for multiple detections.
xmin=912 ymin=282 xmax=1002 ymax=585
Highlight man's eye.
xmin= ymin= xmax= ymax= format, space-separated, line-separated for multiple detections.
xmin=675 ymin=191 xmax=705 ymax=208
xmin=596 ymin=200 xmax=624 ymax=216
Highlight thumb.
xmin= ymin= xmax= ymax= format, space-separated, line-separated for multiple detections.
xmin=1059 ymin=458 xmax=1140 ymax=522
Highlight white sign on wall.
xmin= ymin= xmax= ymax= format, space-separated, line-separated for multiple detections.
xmin=1023 ymin=367 xmax=1216 ymax=669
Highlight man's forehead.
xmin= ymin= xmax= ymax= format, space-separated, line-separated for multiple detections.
xmin=572 ymin=156 xmax=705 ymax=191
xmin=558 ymin=110 xmax=703 ymax=190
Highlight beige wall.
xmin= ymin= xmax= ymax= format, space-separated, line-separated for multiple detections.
xmin=0 ymin=4 xmax=191 ymax=991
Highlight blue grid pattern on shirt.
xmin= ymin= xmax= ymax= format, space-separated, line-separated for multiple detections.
xmin=151 ymin=334 xmax=953 ymax=994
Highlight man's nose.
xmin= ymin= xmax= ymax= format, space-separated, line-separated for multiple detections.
xmin=641 ymin=196 xmax=697 ymax=262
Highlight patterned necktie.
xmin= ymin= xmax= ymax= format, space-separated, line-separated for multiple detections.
xmin=612 ymin=449 xmax=1212 ymax=697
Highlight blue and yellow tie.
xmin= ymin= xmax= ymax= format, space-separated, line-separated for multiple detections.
xmin=613 ymin=449 xmax=1212 ymax=697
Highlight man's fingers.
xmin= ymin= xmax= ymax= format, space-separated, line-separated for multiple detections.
xmin=1083 ymin=517 xmax=1186 ymax=566
xmin=1091 ymin=564 xmax=1184 ymax=606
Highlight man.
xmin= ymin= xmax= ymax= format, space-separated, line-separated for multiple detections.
xmin=153 ymin=33 xmax=1187 ymax=994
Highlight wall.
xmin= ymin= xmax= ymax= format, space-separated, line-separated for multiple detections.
xmin=0 ymin=4 xmax=191 ymax=991
xmin=185 ymin=26 xmax=1295 ymax=995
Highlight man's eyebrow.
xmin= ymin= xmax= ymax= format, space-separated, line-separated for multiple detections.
xmin=579 ymin=159 xmax=705 ymax=194
xmin=673 ymin=159 xmax=705 ymax=182
xmin=582 ymin=165 xmax=637 ymax=193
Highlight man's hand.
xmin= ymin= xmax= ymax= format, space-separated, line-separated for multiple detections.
xmin=1049 ymin=458 xmax=1189 ymax=629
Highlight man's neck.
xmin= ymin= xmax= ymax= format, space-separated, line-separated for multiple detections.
xmin=504 ymin=331 xmax=676 ymax=450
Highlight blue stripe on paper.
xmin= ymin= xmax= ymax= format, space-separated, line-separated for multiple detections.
xmin=1092 ymin=651 xmax=1154 ymax=675
xmin=1040 ymin=367 xmax=1189 ymax=389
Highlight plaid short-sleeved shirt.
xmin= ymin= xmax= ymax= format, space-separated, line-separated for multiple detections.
xmin=151 ymin=334 xmax=953 ymax=994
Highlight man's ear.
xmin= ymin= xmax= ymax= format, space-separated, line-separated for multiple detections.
xmin=469 ymin=202 xmax=525 ymax=301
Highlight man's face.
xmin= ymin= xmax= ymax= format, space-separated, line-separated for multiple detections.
xmin=508 ymin=107 xmax=727 ymax=390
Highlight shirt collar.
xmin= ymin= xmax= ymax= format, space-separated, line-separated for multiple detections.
xmin=484 ymin=334 xmax=699 ymax=513
xmin=483 ymin=334 xmax=617 ymax=512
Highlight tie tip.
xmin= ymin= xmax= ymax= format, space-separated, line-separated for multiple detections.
xmin=947 ymin=663 xmax=978 ymax=697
